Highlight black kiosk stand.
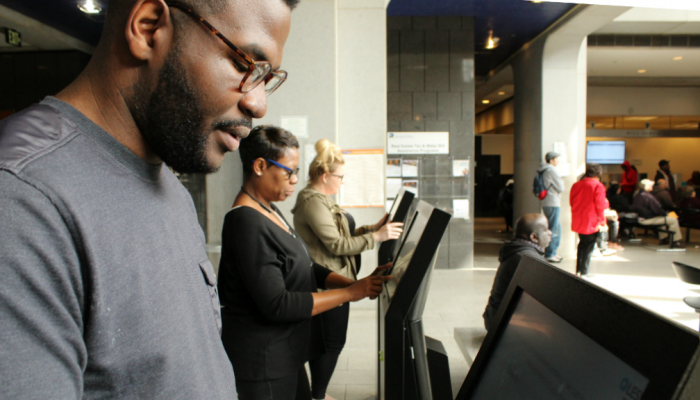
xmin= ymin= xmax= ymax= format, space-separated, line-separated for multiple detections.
xmin=377 ymin=200 xmax=452 ymax=400
xmin=457 ymin=256 xmax=700 ymax=400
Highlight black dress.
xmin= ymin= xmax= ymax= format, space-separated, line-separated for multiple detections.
xmin=218 ymin=205 xmax=331 ymax=385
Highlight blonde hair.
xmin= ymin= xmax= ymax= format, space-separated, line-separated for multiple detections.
xmin=309 ymin=139 xmax=344 ymax=182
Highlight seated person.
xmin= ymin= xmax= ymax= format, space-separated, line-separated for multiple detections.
xmin=652 ymin=179 xmax=677 ymax=212
xmin=680 ymin=187 xmax=700 ymax=225
xmin=483 ymin=214 xmax=551 ymax=331
xmin=597 ymin=209 xmax=624 ymax=253
xmin=607 ymin=183 xmax=631 ymax=214
xmin=633 ymin=179 xmax=684 ymax=247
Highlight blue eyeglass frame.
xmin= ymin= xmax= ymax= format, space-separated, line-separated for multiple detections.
xmin=264 ymin=158 xmax=300 ymax=179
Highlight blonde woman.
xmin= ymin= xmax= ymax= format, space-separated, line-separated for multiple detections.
xmin=292 ymin=139 xmax=403 ymax=400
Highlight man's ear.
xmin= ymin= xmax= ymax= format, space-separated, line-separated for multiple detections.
xmin=125 ymin=0 xmax=171 ymax=61
xmin=530 ymin=232 xmax=539 ymax=244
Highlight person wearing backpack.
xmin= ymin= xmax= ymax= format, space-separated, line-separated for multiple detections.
xmin=536 ymin=151 xmax=565 ymax=263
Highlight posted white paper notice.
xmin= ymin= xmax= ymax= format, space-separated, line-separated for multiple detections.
xmin=280 ymin=116 xmax=308 ymax=138
xmin=402 ymin=160 xmax=419 ymax=177
xmin=453 ymin=199 xmax=469 ymax=220
xmin=386 ymin=178 xmax=403 ymax=199
xmin=453 ymin=160 xmax=470 ymax=177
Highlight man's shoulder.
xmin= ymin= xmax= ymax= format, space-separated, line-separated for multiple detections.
xmin=0 ymin=103 xmax=79 ymax=174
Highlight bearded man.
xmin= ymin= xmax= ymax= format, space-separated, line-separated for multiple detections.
xmin=0 ymin=0 xmax=295 ymax=397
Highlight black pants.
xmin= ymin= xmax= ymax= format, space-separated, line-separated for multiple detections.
xmin=236 ymin=367 xmax=307 ymax=400
xmin=577 ymin=233 xmax=598 ymax=276
xmin=309 ymin=302 xmax=349 ymax=398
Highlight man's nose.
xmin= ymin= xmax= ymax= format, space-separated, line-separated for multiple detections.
xmin=239 ymin=83 xmax=267 ymax=119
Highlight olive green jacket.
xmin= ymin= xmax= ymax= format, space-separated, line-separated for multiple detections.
xmin=291 ymin=185 xmax=375 ymax=280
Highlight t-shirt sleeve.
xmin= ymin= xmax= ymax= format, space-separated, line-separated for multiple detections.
xmin=0 ymin=172 xmax=85 ymax=398
xmin=297 ymin=196 xmax=374 ymax=256
xmin=223 ymin=209 xmax=314 ymax=322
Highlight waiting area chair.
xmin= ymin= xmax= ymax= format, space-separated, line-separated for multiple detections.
xmin=672 ymin=261 xmax=700 ymax=331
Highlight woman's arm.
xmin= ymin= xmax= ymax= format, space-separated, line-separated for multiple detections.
xmin=298 ymin=195 xmax=375 ymax=256
xmin=310 ymin=274 xmax=391 ymax=316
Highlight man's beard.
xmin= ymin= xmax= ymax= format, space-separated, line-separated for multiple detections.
xmin=128 ymin=45 xmax=251 ymax=174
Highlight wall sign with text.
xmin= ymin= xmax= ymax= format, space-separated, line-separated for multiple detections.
xmin=387 ymin=132 xmax=449 ymax=155
xmin=5 ymin=28 xmax=21 ymax=47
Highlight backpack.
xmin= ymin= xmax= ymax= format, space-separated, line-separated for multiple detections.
xmin=533 ymin=171 xmax=548 ymax=200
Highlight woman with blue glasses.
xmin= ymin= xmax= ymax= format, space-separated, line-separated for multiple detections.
xmin=217 ymin=125 xmax=390 ymax=400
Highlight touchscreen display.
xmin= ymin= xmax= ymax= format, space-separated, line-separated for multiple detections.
xmin=384 ymin=210 xmax=422 ymax=300
xmin=471 ymin=291 xmax=649 ymax=400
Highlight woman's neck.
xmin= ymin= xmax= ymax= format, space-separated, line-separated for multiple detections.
xmin=310 ymin=180 xmax=330 ymax=196
xmin=241 ymin=182 xmax=273 ymax=210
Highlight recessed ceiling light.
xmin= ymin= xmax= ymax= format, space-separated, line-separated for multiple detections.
xmin=498 ymin=91 xmax=506 ymax=95
xmin=78 ymin=0 xmax=101 ymax=14
xmin=530 ymin=0 xmax=542 ymax=2
xmin=482 ymin=100 xmax=490 ymax=104
xmin=485 ymin=30 xmax=500 ymax=50
xmin=673 ymin=56 xmax=683 ymax=61
xmin=637 ymin=69 xmax=647 ymax=74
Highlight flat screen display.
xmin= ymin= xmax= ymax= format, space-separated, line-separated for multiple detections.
xmin=384 ymin=207 xmax=426 ymax=300
xmin=586 ymin=141 xmax=625 ymax=164
xmin=471 ymin=291 xmax=649 ymax=400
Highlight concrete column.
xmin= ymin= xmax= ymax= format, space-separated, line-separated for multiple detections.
xmin=511 ymin=5 xmax=630 ymax=257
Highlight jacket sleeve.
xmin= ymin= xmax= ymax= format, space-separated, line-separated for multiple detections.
xmin=223 ymin=210 xmax=314 ymax=322
xmin=544 ymin=168 xmax=564 ymax=194
xmin=594 ymin=183 xmax=609 ymax=224
xmin=649 ymin=195 xmax=667 ymax=217
xmin=0 ymin=172 xmax=85 ymax=399
xmin=297 ymin=195 xmax=374 ymax=256
xmin=355 ymin=224 xmax=376 ymax=236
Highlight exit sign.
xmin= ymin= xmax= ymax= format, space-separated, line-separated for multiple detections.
xmin=5 ymin=28 xmax=21 ymax=47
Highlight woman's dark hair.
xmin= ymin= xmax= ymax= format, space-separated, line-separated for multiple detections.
xmin=606 ymin=184 xmax=619 ymax=199
xmin=239 ymin=125 xmax=299 ymax=177
xmin=584 ymin=163 xmax=602 ymax=178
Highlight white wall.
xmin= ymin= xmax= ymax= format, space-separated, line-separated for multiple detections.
xmin=588 ymin=87 xmax=700 ymax=116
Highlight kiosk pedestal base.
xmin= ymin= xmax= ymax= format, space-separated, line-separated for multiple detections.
xmin=426 ymin=336 xmax=452 ymax=400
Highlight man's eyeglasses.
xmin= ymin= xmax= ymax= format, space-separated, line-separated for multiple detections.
xmin=331 ymin=173 xmax=344 ymax=182
xmin=165 ymin=1 xmax=287 ymax=96
xmin=265 ymin=159 xmax=300 ymax=180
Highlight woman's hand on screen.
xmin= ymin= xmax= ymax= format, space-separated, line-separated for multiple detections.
xmin=347 ymin=275 xmax=391 ymax=301
xmin=373 ymin=220 xmax=403 ymax=242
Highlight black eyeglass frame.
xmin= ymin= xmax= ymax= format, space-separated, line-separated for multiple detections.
xmin=165 ymin=1 xmax=287 ymax=96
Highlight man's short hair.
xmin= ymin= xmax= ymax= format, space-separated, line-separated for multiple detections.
xmin=659 ymin=159 xmax=670 ymax=168
xmin=101 ymin=0 xmax=300 ymax=45
xmin=584 ymin=163 xmax=602 ymax=178
xmin=640 ymin=179 xmax=654 ymax=190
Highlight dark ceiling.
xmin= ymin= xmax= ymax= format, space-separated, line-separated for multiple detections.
xmin=1 ymin=0 xmax=576 ymax=77
xmin=387 ymin=0 xmax=577 ymax=76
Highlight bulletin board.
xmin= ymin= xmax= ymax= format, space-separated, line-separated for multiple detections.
xmin=339 ymin=149 xmax=385 ymax=208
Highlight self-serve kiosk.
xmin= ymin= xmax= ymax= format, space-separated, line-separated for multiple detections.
xmin=378 ymin=200 xmax=452 ymax=400
xmin=456 ymin=255 xmax=700 ymax=400
xmin=378 ymin=187 xmax=416 ymax=266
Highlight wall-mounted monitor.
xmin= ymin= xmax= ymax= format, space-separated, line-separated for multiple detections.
xmin=457 ymin=256 xmax=700 ymax=400
xmin=586 ymin=140 xmax=625 ymax=164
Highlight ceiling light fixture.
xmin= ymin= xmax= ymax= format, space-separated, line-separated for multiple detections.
xmin=485 ymin=30 xmax=499 ymax=50
xmin=498 ymin=91 xmax=506 ymax=95
xmin=482 ymin=100 xmax=490 ymax=104
xmin=78 ymin=0 xmax=101 ymax=14
xmin=673 ymin=56 xmax=683 ymax=61
xmin=637 ymin=69 xmax=647 ymax=73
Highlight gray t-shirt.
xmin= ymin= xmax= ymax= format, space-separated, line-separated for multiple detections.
xmin=0 ymin=97 xmax=236 ymax=399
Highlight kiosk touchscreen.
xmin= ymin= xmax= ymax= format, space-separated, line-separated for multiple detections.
xmin=378 ymin=188 xmax=416 ymax=266
xmin=379 ymin=200 xmax=452 ymax=400
xmin=457 ymin=256 xmax=700 ymax=400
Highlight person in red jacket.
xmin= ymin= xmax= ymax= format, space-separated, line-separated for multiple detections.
xmin=620 ymin=161 xmax=638 ymax=201
xmin=570 ymin=164 xmax=610 ymax=277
